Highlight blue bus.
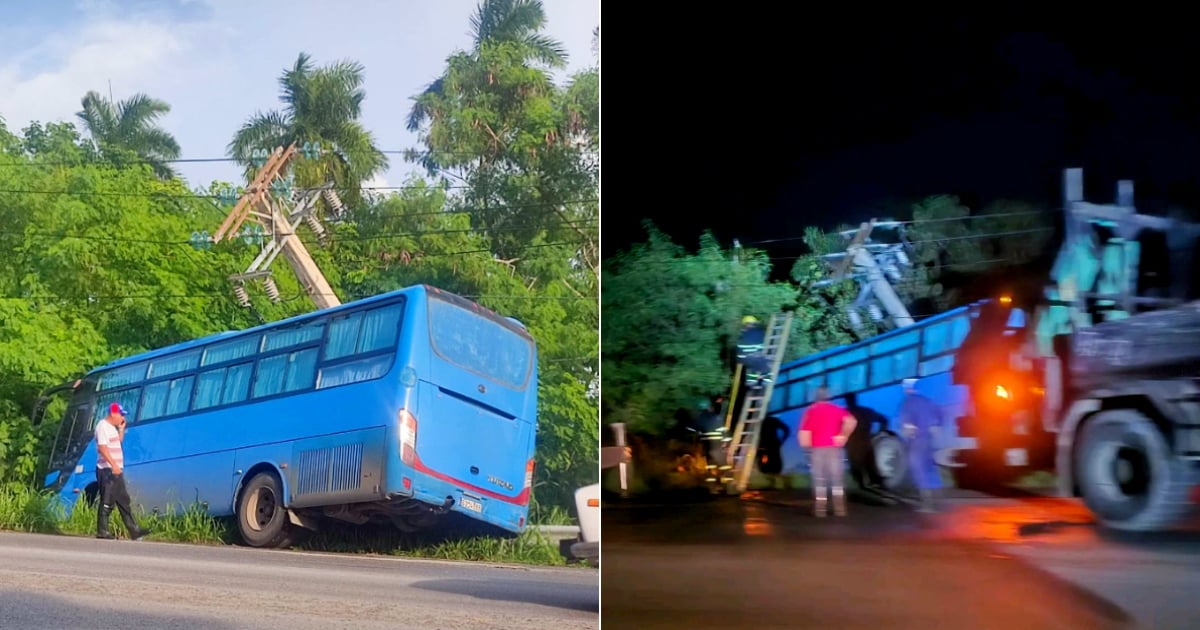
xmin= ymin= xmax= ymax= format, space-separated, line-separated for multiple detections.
xmin=37 ymin=285 xmax=538 ymax=547
xmin=767 ymin=298 xmax=1038 ymax=490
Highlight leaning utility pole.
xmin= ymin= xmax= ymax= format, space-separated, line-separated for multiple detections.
xmin=205 ymin=144 xmax=342 ymax=311
xmin=816 ymin=219 xmax=915 ymax=329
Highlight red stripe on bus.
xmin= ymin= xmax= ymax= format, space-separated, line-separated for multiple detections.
xmin=411 ymin=453 xmax=531 ymax=506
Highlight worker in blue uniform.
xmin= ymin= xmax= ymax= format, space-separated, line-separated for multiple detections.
xmin=899 ymin=378 xmax=943 ymax=512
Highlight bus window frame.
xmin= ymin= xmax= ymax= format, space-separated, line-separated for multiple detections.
xmin=425 ymin=293 xmax=535 ymax=391
xmin=75 ymin=296 xmax=410 ymax=431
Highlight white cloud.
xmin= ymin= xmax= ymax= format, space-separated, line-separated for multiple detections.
xmin=0 ymin=0 xmax=599 ymax=192
xmin=0 ymin=20 xmax=198 ymax=134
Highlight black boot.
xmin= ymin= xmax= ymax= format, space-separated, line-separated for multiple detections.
xmin=96 ymin=505 xmax=116 ymax=540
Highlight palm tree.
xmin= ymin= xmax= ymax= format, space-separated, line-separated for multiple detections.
xmin=228 ymin=52 xmax=388 ymax=200
xmin=406 ymin=0 xmax=568 ymax=132
xmin=76 ymin=91 xmax=181 ymax=179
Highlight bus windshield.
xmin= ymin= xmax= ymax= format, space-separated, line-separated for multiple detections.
xmin=428 ymin=296 xmax=533 ymax=390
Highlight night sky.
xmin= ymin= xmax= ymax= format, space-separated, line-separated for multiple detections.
xmin=603 ymin=14 xmax=1200 ymax=270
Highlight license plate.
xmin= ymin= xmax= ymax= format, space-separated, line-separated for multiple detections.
xmin=1005 ymin=448 xmax=1028 ymax=467
xmin=460 ymin=497 xmax=483 ymax=513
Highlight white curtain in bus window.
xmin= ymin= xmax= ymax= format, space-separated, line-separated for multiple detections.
xmin=252 ymin=348 xmax=319 ymax=398
xmin=202 ymin=336 xmax=260 ymax=366
xmin=140 ymin=376 xmax=195 ymax=421
xmin=428 ymin=299 xmax=531 ymax=390
xmin=262 ymin=321 xmax=324 ymax=353
xmin=193 ymin=363 xmax=253 ymax=410
xmin=94 ymin=388 xmax=142 ymax=427
xmin=325 ymin=304 xmax=402 ymax=361
xmin=147 ymin=351 xmax=200 ymax=380
xmin=99 ymin=363 xmax=147 ymax=391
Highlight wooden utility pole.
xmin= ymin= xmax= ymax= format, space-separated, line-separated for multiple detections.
xmin=819 ymin=218 xmax=914 ymax=328
xmin=212 ymin=144 xmax=341 ymax=311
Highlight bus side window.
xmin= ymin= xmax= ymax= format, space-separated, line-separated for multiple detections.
xmin=358 ymin=304 xmax=402 ymax=353
xmin=922 ymin=322 xmax=947 ymax=358
xmin=826 ymin=369 xmax=846 ymax=396
xmin=324 ymin=303 xmax=404 ymax=361
xmin=253 ymin=348 xmax=320 ymax=398
xmin=141 ymin=375 xmax=195 ymax=422
xmin=950 ymin=316 xmax=970 ymax=347
xmin=94 ymin=388 xmax=141 ymax=428
xmin=325 ymin=313 xmax=364 ymax=361
xmin=846 ymin=363 xmax=868 ymax=391
xmin=894 ymin=348 xmax=918 ymax=380
xmin=194 ymin=363 xmax=253 ymax=410
xmin=786 ymin=381 xmax=806 ymax=408
xmin=870 ymin=356 xmax=892 ymax=387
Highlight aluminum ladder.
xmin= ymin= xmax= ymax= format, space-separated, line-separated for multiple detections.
xmin=726 ymin=312 xmax=793 ymax=493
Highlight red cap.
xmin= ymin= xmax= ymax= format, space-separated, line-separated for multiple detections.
xmin=110 ymin=402 xmax=128 ymax=416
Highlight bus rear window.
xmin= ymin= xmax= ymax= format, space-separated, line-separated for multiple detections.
xmin=427 ymin=297 xmax=533 ymax=390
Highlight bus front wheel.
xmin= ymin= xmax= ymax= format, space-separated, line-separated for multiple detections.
xmin=237 ymin=472 xmax=293 ymax=548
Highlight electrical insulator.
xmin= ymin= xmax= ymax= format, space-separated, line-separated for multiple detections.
xmin=847 ymin=308 xmax=863 ymax=330
xmin=305 ymin=213 xmax=329 ymax=245
xmin=263 ymin=276 xmax=281 ymax=302
xmin=322 ymin=189 xmax=346 ymax=219
xmin=868 ymin=304 xmax=884 ymax=322
xmin=895 ymin=249 xmax=910 ymax=267
xmin=233 ymin=284 xmax=251 ymax=308
xmin=885 ymin=263 xmax=903 ymax=283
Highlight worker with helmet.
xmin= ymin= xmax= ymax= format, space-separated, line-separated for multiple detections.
xmin=696 ymin=397 xmax=731 ymax=485
xmin=736 ymin=315 xmax=771 ymax=389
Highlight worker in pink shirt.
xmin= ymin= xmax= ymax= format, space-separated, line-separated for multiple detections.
xmin=798 ymin=386 xmax=858 ymax=517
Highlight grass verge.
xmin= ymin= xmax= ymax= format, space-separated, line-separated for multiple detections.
xmin=0 ymin=484 xmax=578 ymax=567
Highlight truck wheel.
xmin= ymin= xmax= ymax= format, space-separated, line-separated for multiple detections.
xmin=1076 ymin=409 xmax=1197 ymax=532
xmin=872 ymin=432 xmax=909 ymax=491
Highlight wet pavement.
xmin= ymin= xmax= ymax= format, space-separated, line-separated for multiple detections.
xmin=602 ymin=487 xmax=1200 ymax=629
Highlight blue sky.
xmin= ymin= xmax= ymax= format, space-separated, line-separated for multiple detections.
xmin=0 ymin=0 xmax=600 ymax=189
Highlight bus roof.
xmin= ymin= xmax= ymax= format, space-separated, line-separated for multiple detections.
xmin=779 ymin=300 xmax=984 ymax=372
xmin=88 ymin=285 xmax=528 ymax=375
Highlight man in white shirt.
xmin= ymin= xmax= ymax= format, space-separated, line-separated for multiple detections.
xmin=95 ymin=402 xmax=148 ymax=540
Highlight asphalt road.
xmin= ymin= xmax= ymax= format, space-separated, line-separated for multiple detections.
xmin=937 ymin=495 xmax=1200 ymax=630
xmin=602 ymin=487 xmax=1200 ymax=629
xmin=0 ymin=532 xmax=598 ymax=629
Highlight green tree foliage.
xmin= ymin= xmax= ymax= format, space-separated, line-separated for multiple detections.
xmin=0 ymin=120 xmax=300 ymax=484
xmin=76 ymin=91 xmax=182 ymax=180
xmin=407 ymin=34 xmax=598 ymax=275
xmin=227 ymin=52 xmax=389 ymax=207
xmin=601 ymin=225 xmax=796 ymax=433
xmin=899 ymin=195 xmax=1054 ymax=311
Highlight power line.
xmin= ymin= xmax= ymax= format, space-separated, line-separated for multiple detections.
xmin=0 ymin=216 xmax=597 ymax=246
xmin=0 ymin=148 xmax=598 ymax=169
xmin=0 ymin=184 xmax=593 ymax=196
xmin=748 ymin=211 xmax=1058 ymax=246
xmin=622 ymin=226 xmax=1055 ymax=265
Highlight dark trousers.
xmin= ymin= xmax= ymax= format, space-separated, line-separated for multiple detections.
xmin=97 ymin=468 xmax=141 ymax=537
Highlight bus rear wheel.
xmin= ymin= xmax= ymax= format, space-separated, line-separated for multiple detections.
xmin=872 ymin=432 xmax=909 ymax=491
xmin=237 ymin=472 xmax=293 ymax=548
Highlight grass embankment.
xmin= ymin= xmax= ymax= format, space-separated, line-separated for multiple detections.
xmin=0 ymin=485 xmax=581 ymax=567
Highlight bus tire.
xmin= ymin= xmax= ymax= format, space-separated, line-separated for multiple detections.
xmin=236 ymin=472 xmax=292 ymax=548
xmin=1076 ymin=409 xmax=1198 ymax=532
xmin=871 ymin=432 xmax=909 ymax=491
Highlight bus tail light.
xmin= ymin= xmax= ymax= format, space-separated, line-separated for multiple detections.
xmin=399 ymin=409 xmax=417 ymax=466
xmin=524 ymin=459 xmax=535 ymax=490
